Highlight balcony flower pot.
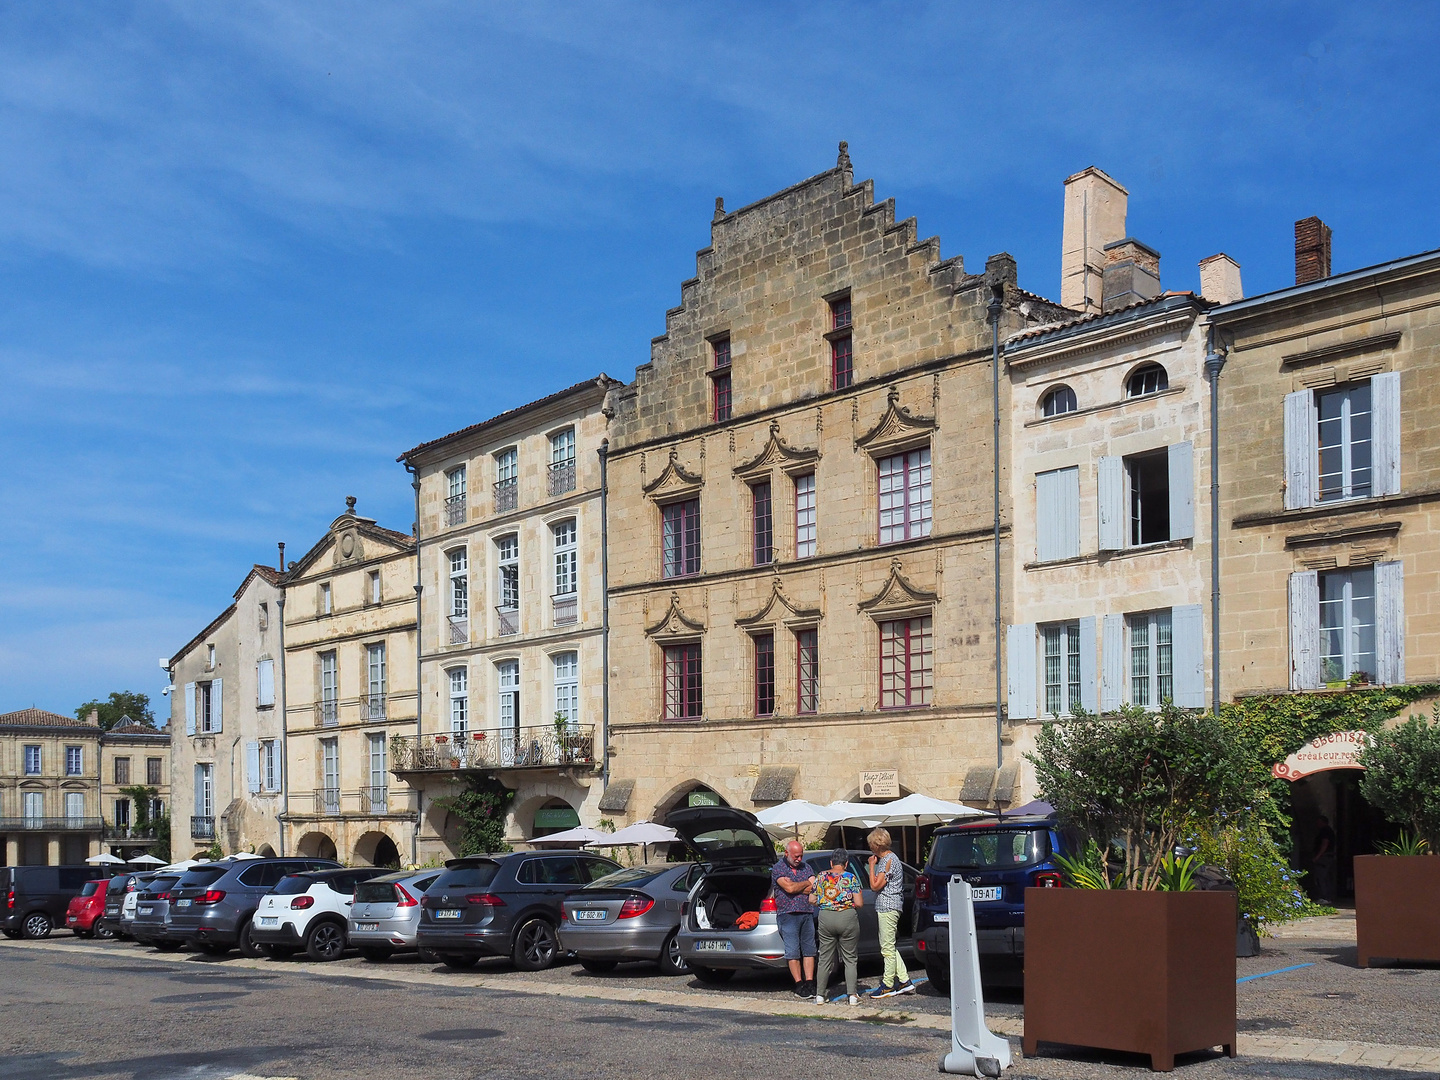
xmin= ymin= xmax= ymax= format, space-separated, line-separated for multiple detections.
xmin=1355 ymin=854 xmax=1440 ymax=967
xmin=1023 ymin=888 xmax=1236 ymax=1072
xmin=472 ymin=732 xmax=485 ymax=741
xmin=435 ymin=735 xmax=449 ymax=744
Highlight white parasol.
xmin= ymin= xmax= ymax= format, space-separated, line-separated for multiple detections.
xmin=754 ymin=800 xmax=837 ymax=837
xmin=529 ymin=825 xmax=612 ymax=846
xmin=85 ymin=853 xmax=125 ymax=865
xmin=587 ymin=821 xmax=679 ymax=862
xmin=127 ymin=853 xmax=166 ymax=866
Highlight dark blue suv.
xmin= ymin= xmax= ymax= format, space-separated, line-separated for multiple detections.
xmin=912 ymin=814 xmax=1066 ymax=991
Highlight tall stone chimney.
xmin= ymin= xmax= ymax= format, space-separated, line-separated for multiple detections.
xmin=1100 ymin=238 xmax=1161 ymax=311
xmin=1061 ymin=167 xmax=1128 ymax=313
xmin=1295 ymin=217 xmax=1332 ymax=285
xmin=1198 ymin=253 xmax=1243 ymax=304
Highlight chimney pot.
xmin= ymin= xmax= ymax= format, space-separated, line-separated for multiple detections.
xmin=1295 ymin=216 xmax=1332 ymax=285
xmin=1061 ymin=167 xmax=1129 ymax=313
xmin=1199 ymin=253 xmax=1243 ymax=305
xmin=277 ymin=542 xmax=285 ymax=572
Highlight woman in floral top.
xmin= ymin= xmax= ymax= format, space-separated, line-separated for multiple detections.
xmin=811 ymin=849 xmax=863 ymax=1005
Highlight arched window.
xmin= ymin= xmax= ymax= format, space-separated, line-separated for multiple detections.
xmin=1041 ymin=385 xmax=1078 ymax=417
xmin=1126 ymin=364 xmax=1169 ymax=398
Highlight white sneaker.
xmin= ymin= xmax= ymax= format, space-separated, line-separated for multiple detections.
xmin=814 ymin=995 xmax=825 ymax=1005
xmin=848 ymin=995 xmax=859 ymax=1006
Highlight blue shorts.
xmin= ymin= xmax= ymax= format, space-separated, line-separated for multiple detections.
xmin=777 ymin=911 xmax=817 ymax=959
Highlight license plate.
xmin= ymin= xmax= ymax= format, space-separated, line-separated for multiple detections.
xmin=572 ymin=909 xmax=607 ymax=922
xmin=139 ymin=907 xmax=153 ymax=916
xmin=694 ymin=939 xmax=733 ymax=952
xmin=258 ymin=917 xmax=278 ymax=927
xmin=934 ymin=912 xmax=950 ymax=923
xmin=433 ymin=909 xmax=463 ymax=920
xmin=972 ymin=887 xmax=1002 ymax=902
xmin=175 ymin=899 xmax=192 ymax=908
xmin=356 ymin=922 xmax=379 ymax=932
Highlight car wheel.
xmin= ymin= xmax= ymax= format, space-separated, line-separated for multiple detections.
xmin=22 ymin=913 xmax=52 ymax=940
xmin=511 ymin=917 xmax=559 ymax=971
xmin=440 ymin=953 xmax=479 ymax=970
xmin=236 ymin=919 xmax=267 ymax=959
xmin=418 ymin=947 xmax=440 ymax=964
xmin=304 ymin=921 xmax=347 ymax=962
xmin=152 ymin=940 xmax=184 ymax=952
xmin=690 ymin=964 xmax=734 ymax=985
xmin=924 ymin=961 xmax=950 ymax=994
xmin=657 ymin=931 xmax=689 ymax=976
xmin=93 ymin=920 xmax=116 ymax=941
xmin=579 ymin=958 xmax=617 ymax=974
xmin=358 ymin=947 xmax=394 ymax=962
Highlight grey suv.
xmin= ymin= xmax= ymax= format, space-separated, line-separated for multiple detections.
xmin=167 ymin=856 xmax=340 ymax=956
xmin=418 ymin=851 xmax=621 ymax=971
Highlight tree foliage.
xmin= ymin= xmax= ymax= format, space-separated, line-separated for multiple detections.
xmin=1029 ymin=704 xmax=1254 ymax=890
xmin=435 ymin=775 xmax=515 ymax=857
xmin=1357 ymin=705 xmax=1440 ymax=853
xmin=74 ymin=691 xmax=156 ymax=730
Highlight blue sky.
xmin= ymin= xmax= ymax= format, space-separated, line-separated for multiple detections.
xmin=2 ymin=2 xmax=1438 ymax=715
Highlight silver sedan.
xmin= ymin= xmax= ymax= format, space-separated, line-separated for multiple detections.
xmin=348 ymin=869 xmax=441 ymax=961
xmin=558 ymin=863 xmax=700 ymax=975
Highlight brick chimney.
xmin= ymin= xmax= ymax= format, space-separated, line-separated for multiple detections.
xmin=1100 ymin=238 xmax=1161 ymax=311
xmin=1061 ymin=167 xmax=1128 ymax=313
xmin=1198 ymin=253 xmax=1243 ymax=304
xmin=1295 ymin=217 xmax=1332 ymax=285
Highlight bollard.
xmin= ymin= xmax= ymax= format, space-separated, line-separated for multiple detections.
xmin=939 ymin=877 xmax=1012 ymax=1077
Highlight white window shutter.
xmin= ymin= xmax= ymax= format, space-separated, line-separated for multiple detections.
xmin=211 ymin=678 xmax=223 ymax=733
xmin=245 ymin=742 xmax=261 ymax=795
xmin=1006 ymin=623 xmax=1037 ymax=720
xmin=1100 ymin=614 xmax=1124 ymax=712
xmin=1375 ymin=560 xmax=1405 ymax=685
xmin=1170 ymin=604 xmax=1205 ymax=707
xmin=257 ymin=659 xmax=275 ymax=707
xmin=193 ymin=765 xmax=205 ymax=817
xmin=184 ymin=683 xmax=196 ymax=736
xmin=1371 ymin=372 xmax=1401 ymax=496
xmin=1097 ymin=456 xmax=1125 ymax=551
xmin=1168 ymin=442 xmax=1195 ymax=541
xmin=1284 ymin=390 xmax=1317 ymax=509
xmin=1078 ymin=616 xmax=1098 ymax=713
xmin=1036 ymin=468 xmax=1080 ymax=562
xmin=1288 ymin=570 xmax=1321 ymax=690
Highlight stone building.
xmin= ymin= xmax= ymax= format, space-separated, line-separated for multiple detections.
xmin=0 ymin=709 xmax=102 ymax=865
xmin=168 ymin=563 xmax=287 ymax=858
xmin=280 ymin=499 xmax=417 ymax=866
xmin=599 ymin=146 xmax=1067 ymax=827
xmin=98 ymin=719 xmax=171 ymax=861
xmin=395 ymin=378 xmax=615 ymax=860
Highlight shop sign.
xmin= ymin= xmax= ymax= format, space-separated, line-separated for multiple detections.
xmin=1271 ymin=730 xmax=1371 ymax=781
xmin=860 ymin=769 xmax=900 ymax=799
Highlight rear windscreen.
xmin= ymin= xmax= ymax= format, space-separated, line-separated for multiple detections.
xmin=929 ymin=829 xmax=1050 ymax=871
xmin=143 ymin=877 xmax=179 ymax=895
xmin=433 ymin=863 xmax=499 ymax=890
xmin=176 ymin=867 xmax=227 ymax=888
xmin=354 ymin=882 xmax=398 ymax=904
xmin=273 ymin=875 xmax=314 ymax=896
xmin=80 ymin=881 xmax=102 ymax=897
xmin=587 ymin=867 xmax=667 ymax=890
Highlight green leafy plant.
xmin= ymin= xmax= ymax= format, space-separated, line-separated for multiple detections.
xmin=1029 ymin=704 xmax=1254 ymax=891
xmin=1377 ymin=831 xmax=1431 ymax=857
xmin=1154 ymin=851 xmax=1199 ymax=892
xmin=434 ymin=775 xmax=515 ymax=857
xmin=1189 ymin=821 xmax=1330 ymax=932
xmin=118 ymin=785 xmax=159 ymax=827
xmin=202 ymin=840 xmax=223 ymax=861
xmin=1357 ymin=706 xmax=1440 ymax=853
xmin=1053 ymin=840 xmax=1126 ymax=889
xmin=150 ymin=814 xmax=171 ymax=864
xmin=73 ymin=691 xmax=156 ymax=730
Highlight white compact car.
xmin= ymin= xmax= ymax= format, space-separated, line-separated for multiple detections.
xmin=250 ymin=867 xmax=383 ymax=961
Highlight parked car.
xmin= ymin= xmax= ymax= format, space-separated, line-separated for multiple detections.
xmin=65 ymin=877 xmax=112 ymax=938
xmin=558 ymin=862 xmax=700 ymax=975
xmin=912 ymin=812 xmax=1067 ymax=991
xmin=2 ymin=865 xmax=102 ymax=940
xmin=99 ymin=872 xmax=143 ymax=939
xmin=118 ymin=871 xmax=165 ymax=939
xmin=669 ymin=807 xmax=918 ymax=984
xmin=129 ymin=874 xmax=184 ymax=950
xmin=167 ymin=856 xmax=341 ymax=957
xmin=349 ymin=869 xmax=441 ymax=961
xmin=418 ymin=851 xmax=622 ymax=971
xmin=251 ymin=867 xmax=385 ymax=961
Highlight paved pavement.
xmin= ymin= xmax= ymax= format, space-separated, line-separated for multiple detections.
xmin=1 ymin=912 xmax=1436 ymax=1078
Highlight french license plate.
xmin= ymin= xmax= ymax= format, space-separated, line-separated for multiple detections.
xmin=139 ymin=907 xmax=153 ymax=916
xmin=258 ymin=917 xmax=278 ymax=927
xmin=356 ymin=922 xmax=379 ymax=932
xmin=434 ymin=909 xmax=463 ymax=920
xmin=972 ymin=887 xmax=1002 ymax=902
xmin=572 ymin=909 xmax=607 ymax=922
xmin=934 ymin=912 xmax=950 ymax=923
xmin=175 ymin=899 xmax=192 ymax=908
xmin=694 ymin=939 xmax=733 ymax=952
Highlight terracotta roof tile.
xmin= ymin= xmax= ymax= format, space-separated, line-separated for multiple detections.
xmin=1006 ymin=292 xmax=1200 ymax=348
xmin=0 ymin=708 xmax=101 ymax=730
xmin=107 ymin=719 xmax=167 ymax=736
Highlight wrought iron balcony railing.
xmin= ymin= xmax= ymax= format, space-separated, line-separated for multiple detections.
xmin=496 ymin=606 xmax=519 ymax=636
xmin=390 ymin=724 xmax=597 ymax=773
xmin=444 ymin=493 xmax=467 ymax=527
xmin=361 ymin=693 xmax=387 ymax=721
xmin=315 ymin=700 xmax=339 ymax=727
xmin=494 ymin=478 xmax=517 ymax=513
xmin=552 ymin=592 xmax=577 ymax=627
xmin=0 ymin=817 xmax=103 ymax=832
xmin=191 ymin=816 xmax=216 ymax=840
xmin=322 ymin=788 xmax=341 ymax=816
xmin=448 ymin=614 xmax=469 ymax=644
xmin=547 ymin=459 xmax=576 ymax=496
xmin=103 ymin=824 xmax=159 ymax=840
xmin=360 ymin=786 xmax=388 ymax=814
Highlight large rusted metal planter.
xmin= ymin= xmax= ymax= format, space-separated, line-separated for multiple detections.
xmin=1023 ymin=888 xmax=1236 ymax=1072
xmin=1355 ymin=854 xmax=1440 ymax=967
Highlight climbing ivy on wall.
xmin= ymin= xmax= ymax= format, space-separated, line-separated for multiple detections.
xmin=435 ymin=775 xmax=515 ymax=857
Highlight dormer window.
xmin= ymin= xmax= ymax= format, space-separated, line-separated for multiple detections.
xmin=1126 ymin=364 xmax=1169 ymax=398
xmin=1042 ymin=385 xmax=1077 ymax=417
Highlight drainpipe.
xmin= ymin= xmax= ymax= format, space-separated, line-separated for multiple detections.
xmin=598 ymin=439 xmax=611 ymax=789
xmin=989 ymin=283 xmax=1005 ymax=788
xmin=406 ymin=462 xmax=423 ymax=868
xmin=276 ymin=589 xmax=289 ymax=856
xmin=1204 ymin=325 xmax=1228 ymax=714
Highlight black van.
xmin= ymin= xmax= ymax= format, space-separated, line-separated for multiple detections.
xmin=2 ymin=865 xmax=104 ymax=939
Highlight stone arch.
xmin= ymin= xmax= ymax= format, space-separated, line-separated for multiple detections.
xmin=296 ymin=830 xmax=338 ymax=860
xmin=510 ymin=792 xmax=581 ymax=841
xmin=506 ymin=777 xmax=597 ymax=841
xmin=256 ymin=844 xmax=276 ymax=858
xmin=353 ymin=828 xmax=403 ymax=868
xmin=652 ymin=779 xmax=728 ymax=820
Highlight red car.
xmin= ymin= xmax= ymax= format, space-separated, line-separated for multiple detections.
xmin=65 ymin=878 xmax=112 ymax=938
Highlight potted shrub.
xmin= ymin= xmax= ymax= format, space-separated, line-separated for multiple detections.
xmin=1024 ymin=705 xmax=1246 ymax=1072
xmin=1354 ymin=707 xmax=1440 ymax=968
